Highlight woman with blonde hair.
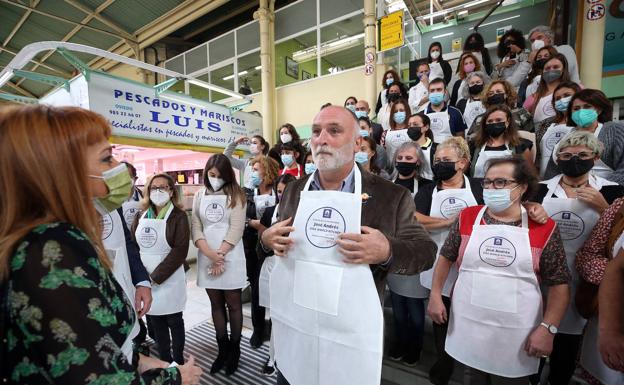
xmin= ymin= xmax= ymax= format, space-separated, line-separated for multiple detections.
xmin=449 ymin=52 xmax=482 ymax=107
xmin=0 ymin=105 xmax=200 ymax=384
xmin=191 ymin=154 xmax=247 ymax=375
xmin=132 ymin=172 xmax=190 ymax=366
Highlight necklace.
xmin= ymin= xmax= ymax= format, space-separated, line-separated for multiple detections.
xmin=561 ymin=178 xmax=589 ymax=189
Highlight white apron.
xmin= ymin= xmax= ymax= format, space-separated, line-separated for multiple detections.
xmin=196 ymin=192 xmax=247 ymax=290
xmin=445 ymin=206 xmax=542 ymax=378
xmin=384 ymin=128 xmax=410 ymax=163
xmin=420 ymin=142 xmax=434 ymax=180
xmin=122 ymin=199 xmax=143 ymax=230
xmin=539 ymin=124 xmax=571 ymax=178
xmin=135 ymin=205 xmax=187 ymax=316
xmin=463 ymin=99 xmax=486 ymax=130
xmin=420 ymin=176 xmax=478 ymax=297
xmin=100 ymin=208 xmax=139 ymax=362
xmin=541 ymin=175 xmax=605 ymax=334
xmin=429 ymin=61 xmax=444 ymax=81
xmin=427 ymin=108 xmax=453 ymax=144
xmin=408 ymin=82 xmax=428 ymax=114
xmin=533 ymin=93 xmax=555 ymax=124
xmin=270 ymin=166 xmax=383 ymax=385
xmin=580 ymin=232 xmax=624 ymax=385
xmin=259 ymin=205 xmax=280 ymax=308
xmin=254 ymin=189 xmax=276 ymax=220
xmin=473 ymin=144 xmax=513 ymax=178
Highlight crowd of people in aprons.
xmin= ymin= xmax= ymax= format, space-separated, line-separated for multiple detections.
xmin=2 ymin=23 xmax=624 ymax=385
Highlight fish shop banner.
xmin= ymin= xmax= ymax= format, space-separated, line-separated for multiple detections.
xmin=88 ymin=72 xmax=261 ymax=148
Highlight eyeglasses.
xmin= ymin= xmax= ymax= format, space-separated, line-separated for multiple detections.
xmin=481 ymin=178 xmax=517 ymax=189
xmin=151 ymin=185 xmax=170 ymax=192
xmin=433 ymin=159 xmax=458 ymax=165
xmin=557 ymin=151 xmax=595 ymax=161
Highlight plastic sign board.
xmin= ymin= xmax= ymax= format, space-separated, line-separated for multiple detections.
xmin=87 ymin=72 xmax=261 ymax=149
xmin=377 ymin=11 xmax=405 ymax=52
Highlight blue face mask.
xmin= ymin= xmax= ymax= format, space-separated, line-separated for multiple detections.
xmin=429 ymin=92 xmax=445 ymax=105
xmin=393 ymin=111 xmax=407 ymax=124
xmin=304 ymin=163 xmax=316 ymax=175
xmin=483 ymin=185 xmax=520 ymax=213
xmin=554 ymin=96 xmax=572 ymax=112
xmin=355 ymin=110 xmax=368 ymax=119
xmin=359 ymin=129 xmax=370 ymax=138
xmin=346 ymin=104 xmax=356 ymax=113
xmin=250 ymin=171 xmax=262 ymax=187
xmin=386 ymin=77 xmax=394 ymax=87
xmin=572 ymin=108 xmax=599 ymax=128
xmin=355 ymin=151 xmax=369 ymax=164
xmin=281 ymin=154 xmax=295 ymax=166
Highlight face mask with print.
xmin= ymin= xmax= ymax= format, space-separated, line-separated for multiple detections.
xmin=359 ymin=129 xmax=370 ymax=138
xmin=281 ymin=154 xmax=295 ymax=167
xmin=355 ymin=110 xmax=368 ymax=119
xmin=393 ymin=111 xmax=407 ymax=124
xmin=483 ymin=185 xmax=520 ymax=213
xmin=280 ymin=133 xmax=292 ymax=143
xmin=430 ymin=50 xmax=440 ymax=60
xmin=429 ymin=92 xmax=445 ymax=105
xmin=90 ymin=163 xmax=133 ymax=213
xmin=304 ymin=163 xmax=317 ymax=175
xmin=572 ymin=109 xmax=599 ymax=128
xmin=209 ymin=176 xmax=225 ymax=191
xmin=554 ymin=96 xmax=572 ymax=112
xmin=355 ymin=151 xmax=369 ymax=164
xmin=250 ymin=171 xmax=263 ymax=187
xmin=150 ymin=189 xmax=171 ymax=207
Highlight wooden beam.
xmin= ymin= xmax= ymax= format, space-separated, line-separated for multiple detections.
xmin=3 ymin=0 xmax=41 ymax=48
xmin=62 ymin=0 xmax=135 ymax=41
xmin=183 ymin=1 xmax=258 ymax=41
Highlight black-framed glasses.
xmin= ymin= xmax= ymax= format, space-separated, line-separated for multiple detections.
xmin=557 ymin=151 xmax=595 ymax=161
xmin=481 ymin=178 xmax=517 ymax=189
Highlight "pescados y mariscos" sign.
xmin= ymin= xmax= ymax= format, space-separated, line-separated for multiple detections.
xmin=88 ymin=72 xmax=261 ymax=148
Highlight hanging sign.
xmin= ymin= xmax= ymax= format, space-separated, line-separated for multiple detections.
xmin=377 ymin=11 xmax=404 ymax=52
xmin=87 ymin=72 xmax=261 ymax=149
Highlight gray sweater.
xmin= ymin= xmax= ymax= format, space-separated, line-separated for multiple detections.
xmin=543 ymin=121 xmax=624 ymax=185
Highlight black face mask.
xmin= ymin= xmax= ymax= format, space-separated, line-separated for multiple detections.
xmin=395 ymin=162 xmax=419 ymax=176
xmin=487 ymin=93 xmax=506 ymax=105
xmin=535 ymin=58 xmax=547 ymax=70
xmin=468 ymin=84 xmax=484 ymax=95
xmin=466 ymin=41 xmax=480 ymax=51
xmin=387 ymin=93 xmax=400 ymax=103
xmin=558 ymin=156 xmax=595 ymax=178
xmin=407 ymin=126 xmax=423 ymax=141
xmin=485 ymin=122 xmax=507 ymax=137
xmin=433 ymin=161 xmax=457 ymax=181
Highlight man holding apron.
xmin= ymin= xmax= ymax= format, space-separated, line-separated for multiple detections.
xmin=261 ymin=106 xmax=437 ymax=385
xmin=425 ymin=78 xmax=467 ymax=144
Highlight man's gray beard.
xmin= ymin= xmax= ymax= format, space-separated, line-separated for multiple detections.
xmin=312 ymin=143 xmax=354 ymax=171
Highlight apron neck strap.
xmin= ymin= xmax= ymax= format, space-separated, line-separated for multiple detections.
xmin=476 ymin=205 xmax=528 ymax=228
xmin=154 ymin=202 xmax=173 ymax=220
xmin=303 ymin=164 xmax=361 ymax=195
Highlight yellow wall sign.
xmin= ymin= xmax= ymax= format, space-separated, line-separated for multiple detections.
xmin=377 ymin=11 xmax=404 ymax=52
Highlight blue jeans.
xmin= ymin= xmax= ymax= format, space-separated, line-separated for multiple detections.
xmin=389 ymin=291 xmax=425 ymax=356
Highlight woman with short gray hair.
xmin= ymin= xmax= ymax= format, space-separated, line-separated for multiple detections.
xmin=531 ymin=129 xmax=624 ymax=385
xmin=457 ymin=71 xmax=490 ymax=129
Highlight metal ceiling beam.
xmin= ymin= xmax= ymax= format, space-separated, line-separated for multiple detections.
xmin=432 ymin=0 xmax=444 ymax=12
xmin=62 ymin=0 xmax=135 ymax=41
xmin=15 ymin=0 xmax=121 ymax=87
xmin=3 ymin=0 xmax=41 ymax=48
xmin=0 ymin=0 xmax=137 ymax=42
xmin=88 ymin=0 xmax=230 ymax=72
xmin=0 ymin=45 xmax=70 ymax=76
xmin=183 ymin=0 xmax=258 ymax=41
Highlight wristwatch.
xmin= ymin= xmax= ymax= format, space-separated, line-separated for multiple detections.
xmin=540 ymin=322 xmax=558 ymax=335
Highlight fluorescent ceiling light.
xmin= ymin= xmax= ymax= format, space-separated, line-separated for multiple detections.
xmin=469 ymin=14 xmax=520 ymax=29
xmin=418 ymin=0 xmax=492 ymax=20
xmin=464 ymin=0 xmax=488 ymax=8
xmin=293 ymin=33 xmax=365 ymax=62
xmin=432 ymin=32 xmax=454 ymax=39
xmin=0 ymin=70 xmax=14 ymax=86
xmin=222 ymin=70 xmax=250 ymax=81
xmin=255 ymin=65 xmax=262 ymax=70
xmin=458 ymin=10 xmax=468 ymax=15
xmin=186 ymin=78 xmax=244 ymax=100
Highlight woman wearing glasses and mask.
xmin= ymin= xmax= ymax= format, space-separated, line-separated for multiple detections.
xmin=133 ymin=173 xmax=190 ymax=366
xmin=428 ymin=156 xmax=570 ymax=384
xmin=530 ymin=131 xmax=624 ymax=385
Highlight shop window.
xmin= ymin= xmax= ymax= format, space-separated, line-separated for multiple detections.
xmin=237 ymin=21 xmax=260 ymax=55
xmin=165 ymin=55 xmax=185 ymax=74
xmin=275 ymin=0 xmax=316 ymax=41
xmin=237 ymin=52 xmax=262 ymax=95
xmin=189 ymin=74 xmax=209 ymax=101
xmin=275 ymin=30 xmax=317 ymax=87
xmin=319 ymin=16 xmax=364 ymax=76
xmin=185 ymin=45 xmax=208 ymax=74
xmin=319 ymin=0 xmax=360 ymax=24
xmin=209 ymin=32 xmax=235 ymax=65
xmin=210 ymin=64 xmax=234 ymax=102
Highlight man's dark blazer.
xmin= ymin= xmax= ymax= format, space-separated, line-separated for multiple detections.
xmin=276 ymin=166 xmax=437 ymax=298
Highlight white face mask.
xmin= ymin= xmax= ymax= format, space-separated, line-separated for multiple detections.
xmin=150 ymin=190 xmax=171 ymax=207
xmin=430 ymin=50 xmax=440 ymax=60
xmin=531 ymin=39 xmax=545 ymax=51
xmin=280 ymin=133 xmax=293 ymax=143
xmin=209 ymin=176 xmax=225 ymax=191
xmin=250 ymin=143 xmax=260 ymax=155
